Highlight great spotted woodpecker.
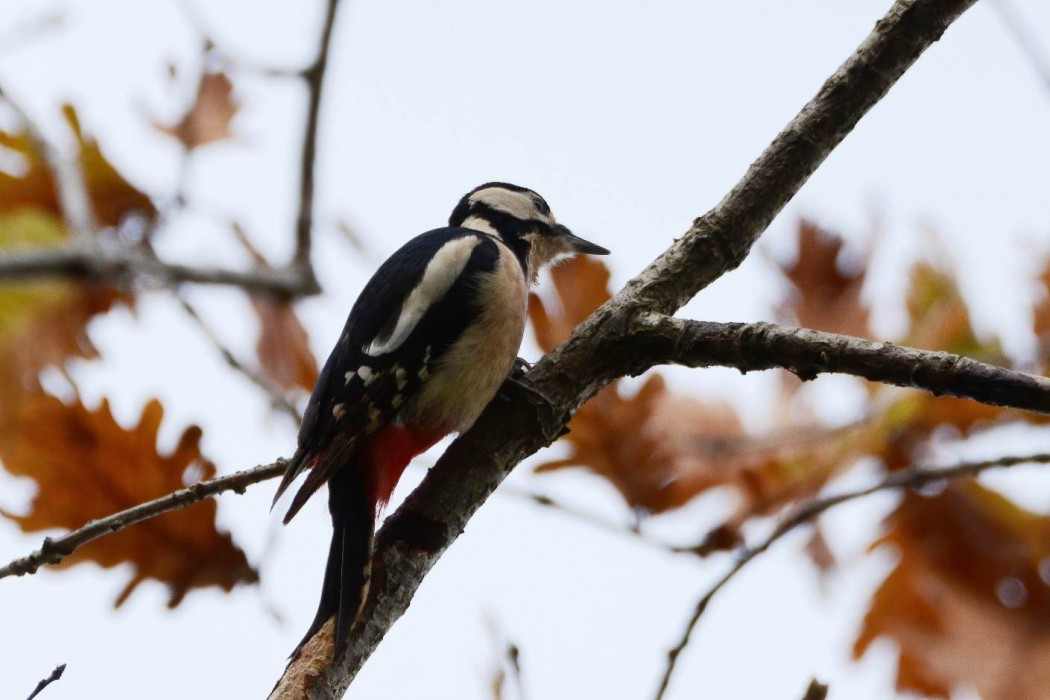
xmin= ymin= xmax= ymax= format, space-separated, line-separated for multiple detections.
xmin=273 ymin=183 xmax=609 ymax=654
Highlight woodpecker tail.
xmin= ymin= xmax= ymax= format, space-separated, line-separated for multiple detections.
xmin=292 ymin=465 xmax=375 ymax=658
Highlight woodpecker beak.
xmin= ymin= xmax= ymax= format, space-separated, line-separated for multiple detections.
xmin=553 ymin=224 xmax=610 ymax=256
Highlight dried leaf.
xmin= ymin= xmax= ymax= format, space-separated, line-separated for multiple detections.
xmin=530 ymin=257 xmax=858 ymax=516
xmin=0 ymin=211 xmax=128 ymax=434
xmin=155 ymin=71 xmax=239 ymax=150
xmin=776 ymin=220 xmax=871 ymax=338
xmin=62 ymin=105 xmax=157 ymax=225
xmin=0 ymin=395 xmax=257 ymax=606
xmin=855 ymin=483 xmax=1050 ymax=699
xmin=232 ymin=224 xmax=319 ymax=393
xmin=902 ymin=261 xmax=999 ymax=361
xmin=0 ymin=107 xmax=155 ymax=226
xmin=1031 ymin=260 xmax=1050 ymax=365
xmin=805 ymin=525 xmax=837 ymax=576
xmin=252 ymin=295 xmax=319 ymax=393
xmin=528 ymin=255 xmax=610 ymax=351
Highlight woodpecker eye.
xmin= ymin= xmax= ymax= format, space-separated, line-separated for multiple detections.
xmin=532 ymin=196 xmax=550 ymax=216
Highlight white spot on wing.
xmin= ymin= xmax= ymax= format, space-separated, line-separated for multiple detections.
xmin=363 ymin=236 xmax=482 ymax=356
xmin=332 ymin=403 xmax=346 ymax=419
xmin=358 ymin=366 xmax=375 ymax=385
xmin=344 ymin=370 xmax=357 ymax=385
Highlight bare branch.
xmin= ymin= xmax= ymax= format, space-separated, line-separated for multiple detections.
xmin=0 ymin=460 xmax=284 ymax=580
xmin=25 ymin=663 xmax=66 ymax=700
xmin=291 ymin=0 xmax=341 ymax=277
xmin=297 ymin=1 xmax=982 ymax=695
xmin=176 ymin=294 xmax=303 ymax=422
xmin=652 ymin=452 xmax=1050 ymax=700
xmin=0 ymin=246 xmax=318 ymax=295
xmin=635 ymin=317 xmax=1050 ymax=416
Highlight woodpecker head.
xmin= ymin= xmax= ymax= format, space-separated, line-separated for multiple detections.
xmin=449 ymin=182 xmax=609 ymax=282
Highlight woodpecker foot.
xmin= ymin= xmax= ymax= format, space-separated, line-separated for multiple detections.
xmin=510 ymin=356 xmax=532 ymax=380
xmin=500 ymin=359 xmax=553 ymax=407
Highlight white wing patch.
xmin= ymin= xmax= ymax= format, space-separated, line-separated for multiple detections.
xmin=363 ymin=236 xmax=481 ymax=356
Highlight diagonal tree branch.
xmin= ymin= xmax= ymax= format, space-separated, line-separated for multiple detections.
xmin=652 ymin=451 xmax=1050 ymax=700
xmin=284 ymin=1 xmax=982 ymax=696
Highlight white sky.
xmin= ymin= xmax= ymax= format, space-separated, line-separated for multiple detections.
xmin=1 ymin=1 xmax=1049 ymax=698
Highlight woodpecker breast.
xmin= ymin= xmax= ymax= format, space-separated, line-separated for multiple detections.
xmin=401 ymin=238 xmax=527 ymax=433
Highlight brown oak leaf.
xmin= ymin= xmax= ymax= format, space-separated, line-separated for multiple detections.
xmin=855 ymin=482 xmax=1050 ymax=699
xmin=0 ymin=395 xmax=257 ymax=606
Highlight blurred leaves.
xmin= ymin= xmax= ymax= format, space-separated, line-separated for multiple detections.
xmin=0 ymin=105 xmax=155 ymax=225
xmin=0 ymin=396 xmax=256 ymax=606
xmin=529 ymin=222 xmax=1050 ymax=698
xmin=234 ymin=223 xmax=319 ymax=394
xmin=252 ymin=294 xmax=319 ymax=393
xmin=0 ymin=105 xmax=255 ymax=606
xmin=776 ymin=220 xmax=870 ymax=338
xmin=855 ymin=483 xmax=1050 ymax=698
xmin=0 ymin=108 xmax=147 ymax=431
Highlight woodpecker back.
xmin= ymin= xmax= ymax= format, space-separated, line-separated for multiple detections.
xmin=274 ymin=183 xmax=609 ymax=657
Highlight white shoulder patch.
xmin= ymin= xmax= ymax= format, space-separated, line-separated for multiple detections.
xmin=363 ymin=236 xmax=482 ymax=356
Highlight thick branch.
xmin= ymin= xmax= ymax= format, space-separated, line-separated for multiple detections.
xmin=0 ymin=461 xmax=284 ymax=580
xmin=302 ymin=1 xmax=980 ymax=695
xmin=652 ymin=452 xmax=1050 ymax=700
xmin=634 ymin=317 xmax=1050 ymax=415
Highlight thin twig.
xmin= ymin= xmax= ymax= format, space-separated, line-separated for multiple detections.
xmin=25 ymin=663 xmax=65 ymax=700
xmin=0 ymin=460 xmax=285 ymax=580
xmin=0 ymin=85 xmax=99 ymax=246
xmin=176 ymin=294 xmax=302 ymax=422
xmin=652 ymin=452 xmax=1050 ymax=700
xmin=290 ymin=0 xmax=341 ymax=276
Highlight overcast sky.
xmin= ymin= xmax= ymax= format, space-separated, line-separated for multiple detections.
xmin=2 ymin=1 xmax=1049 ymax=698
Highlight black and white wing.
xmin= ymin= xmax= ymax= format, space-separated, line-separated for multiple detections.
xmin=274 ymin=227 xmax=502 ymax=521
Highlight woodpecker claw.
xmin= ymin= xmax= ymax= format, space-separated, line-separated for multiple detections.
xmin=510 ymin=356 xmax=532 ymax=379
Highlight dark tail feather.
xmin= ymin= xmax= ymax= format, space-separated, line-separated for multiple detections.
xmin=291 ymin=466 xmax=375 ymax=658
xmin=272 ymin=448 xmax=310 ymax=511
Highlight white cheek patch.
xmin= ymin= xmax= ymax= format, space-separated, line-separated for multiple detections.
xmin=364 ymin=236 xmax=481 ymax=357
